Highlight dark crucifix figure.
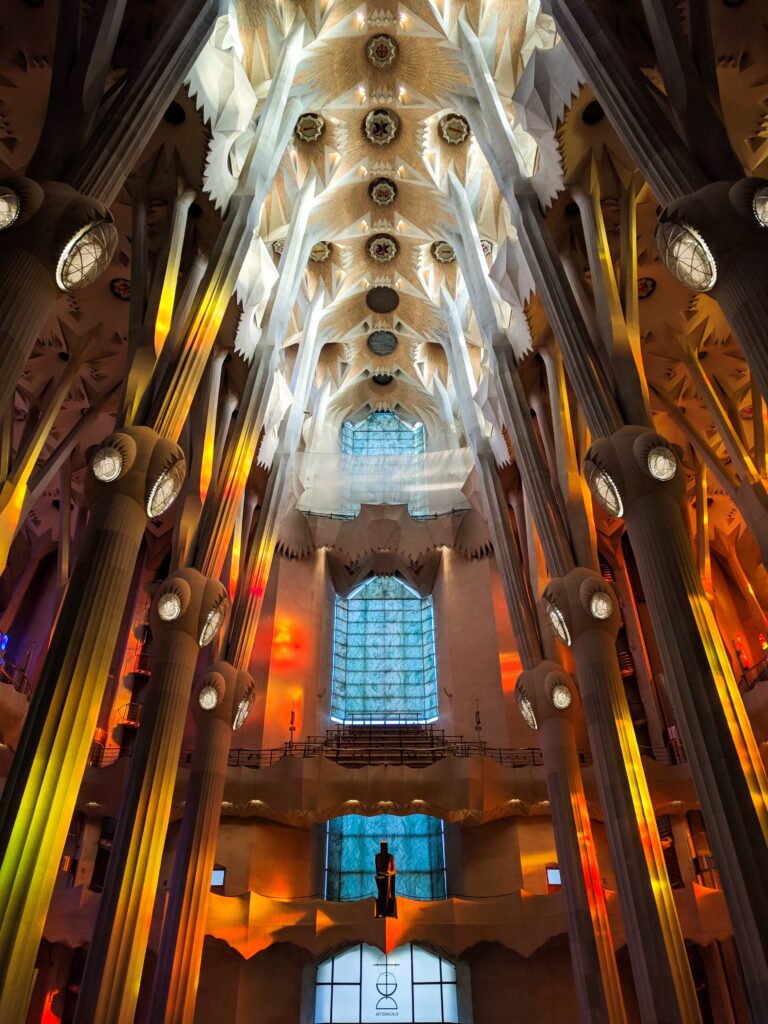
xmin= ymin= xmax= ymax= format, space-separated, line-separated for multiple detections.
xmin=374 ymin=840 xmax=397 ymax=918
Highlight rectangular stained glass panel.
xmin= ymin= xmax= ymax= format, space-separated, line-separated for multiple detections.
xmin=326 ymin=814 xmax=446 ymax=902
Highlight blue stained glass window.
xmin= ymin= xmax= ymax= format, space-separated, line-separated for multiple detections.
xmin=331 ymin=576 xmax=438 ymax=724
xmin=341 ymin=412 xmax=428 ymax=518
xmin=342 ymin=412 xmax=425 ymax=456
xmin=326 ymin=814 xmax=447 ymax=902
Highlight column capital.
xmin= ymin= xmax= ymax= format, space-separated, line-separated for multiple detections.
xmin=192 ymin=660 xmax=254 ymax=731
xmin=150 ymin=568 xmax=228 ymax=648
xmin=543 ymin=566 xmax=620 ymax=645
xmin=584 ymin=425 xmax=685 ymax=516
xmin=0 ymin=178 xmax=116 ymax=286
xmin=657 ymin=177 xmax=768 ymax=281
xmin=516 ymin=659 xmax=580 ymax=731
xmin=83 ymin=426 xmax=185 ymax=514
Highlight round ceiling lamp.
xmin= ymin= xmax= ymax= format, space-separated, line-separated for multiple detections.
xmin=92 ymin=445 xmax=122 ymax=483
xmin=656 ymin=221 xmax=717 ymax=292
xmin=0 ymin=186 xmax=20 ymax=230
xmin=754 ymin=187 xmax=768 ymax=227
xmin=56 ymin=220 xmax=118 ymax=292
xmin=147 ymin=458 xmax=185 ymax=518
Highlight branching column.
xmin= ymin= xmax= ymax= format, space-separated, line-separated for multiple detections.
xmin=0 ymin=427 xmax=185 ymax=1021
xmin=543 ymin=0 xmax=768 ymax=403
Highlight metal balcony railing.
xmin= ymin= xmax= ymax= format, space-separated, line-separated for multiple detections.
xmin=739 ymin=654 xmax=768 ymax=692
xmin=113 ymin=702 xmax=142 ymax=729
xmin=87 ymin=722 xmax=593 ymax=770
xmin=0 ymin=659 xmax=31 ymax=699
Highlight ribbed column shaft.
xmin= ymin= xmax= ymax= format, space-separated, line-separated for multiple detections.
xmin=624 ymin=490 xmax=768 ymax=1018
xmin=0 ymin=492 xmax=147 ymax=1022
xmin=511 ymin=193 xmax=624 ymax=440
xmin=74 ymin=628 xmax=201 ymax=1024
xmin=573 ymin=629 xmax=701 ymax=1024
xmin=194 ymin=344 xmax=274 ymax=579
xmin=148 ymin=202 xmax=258 ymax=442
xmin=227 ymin=461 xmax=287 ymax=669
xmin=477 ymin=453 xmax=542 ymax=669
xmin=0 ymin=247 xmax=58 ymax=417
xmin=540 ymin=715 xmax=626 ymax=1024
xmin=495 ymin=347 xmax=576 ymax=577
xmin=148 ymin=714 xmax=231 ymax=1024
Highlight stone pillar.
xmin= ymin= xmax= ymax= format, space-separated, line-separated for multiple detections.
xmin=0 ymin=427 xmax=185 ymax=1022
xmin=0 ymin=178 xmax=116 ymax=415
xmin=148 ymin=662 xmax=254 ymax=1024
xmin=517 ymin=662 xmax=626 ymax=1024
xmin=543 ymin=568 xmax=701 ymax=1024
xmin=74 ymin=569 xmax=228 ymax=1024
xmin=585 ymin=425 xmax=768 ymax=1018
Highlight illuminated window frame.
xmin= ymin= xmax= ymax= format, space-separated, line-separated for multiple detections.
xmin=314 ymin=943 xmax=460 ymax=1023
xmin=330 ymin=575 xmax=439 ymax=725
xmin=324 ymin=814 xmax=447 ymax=902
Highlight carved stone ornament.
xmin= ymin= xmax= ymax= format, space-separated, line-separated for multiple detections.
xmin=368 ymin=235 xmax=398 ymax=262
xmin=369 ymin=178 xmax=398 ymax=206
xmin=367 ymin=34 xmax=398 ymax=68
xmin=309 ymin=241 xmax=331 ymax=263
xmin=367 ymin=330 xmax=398 ymax=355
xmin=295 ymin=112 xmax=325 ymax=143
xmin=431 ymin=241 xmax=455 ymax=263
xmin=364 ymin=108 xmax=399 ymax=146
xmin=439 ymin=113 xmax=470 ymax=145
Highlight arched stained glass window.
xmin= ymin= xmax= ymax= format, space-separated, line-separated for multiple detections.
xmin=331 ymin=576 xmax=438 ymax=724
xmin=341 ymin=412 xmax=427 ymax=517
xmin=314 ymin=943 xmax=460 ymax=1023
xmin=342 ymin=411 xmax=425 ymax=456
xmin=326 ymin=814 xmax=447 ymax=902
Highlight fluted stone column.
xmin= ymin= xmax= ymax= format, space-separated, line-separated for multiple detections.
xmin=0 ymin=178 xmax=116 ymax=415
xmin=74 ymin=569 xmax=228 ymax=1024
xmin=148 ymin=662 xmax=254 ymax=1024
xmin=0 ymin=427 xmax=185 ymax=1022
xmin=517 ymin=662 xmax=626 ymax=1024
xmin=585 ymin=426 xmax=768 ymax=1018
xmin=543 ymin=568 xmax=702 ymax=1024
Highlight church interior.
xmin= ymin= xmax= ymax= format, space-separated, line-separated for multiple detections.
xmin=0 ymin=0 xmax=767 ymax=1020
